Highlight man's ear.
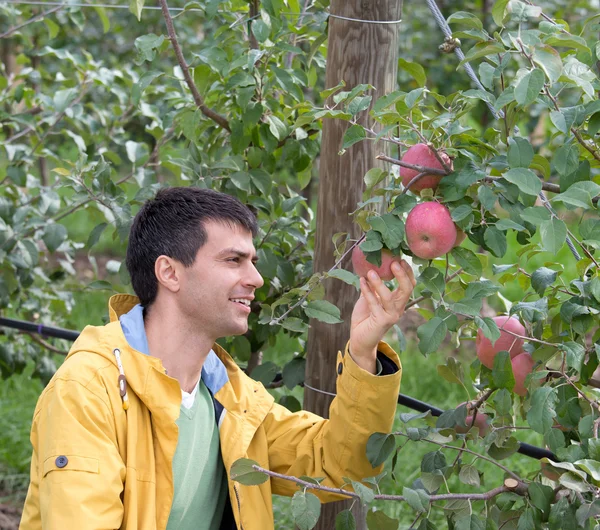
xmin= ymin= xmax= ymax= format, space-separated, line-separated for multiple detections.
xmin=154 ymin=255 xmax=181 ymax=293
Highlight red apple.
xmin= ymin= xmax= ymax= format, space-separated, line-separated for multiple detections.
xmin=400 ymin=143 xmax=453 ymax=193
xmin=456 ymin=412 xmax=490 ymax=436
xmin=405 ymin=202 xmax=457 ymax=259
xmin=476 ymin=316 xmax=526 ymax=369
xmin=512 ymin=353 xmax=534 ymax=396
xmin=351 ymin=246 xmax=402 ymax=281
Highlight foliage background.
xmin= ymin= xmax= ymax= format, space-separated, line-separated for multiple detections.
xmin=1 ymin=0 xmax=600 ymax=528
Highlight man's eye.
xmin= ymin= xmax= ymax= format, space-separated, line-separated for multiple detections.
xmin=227 ymin=258 xmax=240 ymax=263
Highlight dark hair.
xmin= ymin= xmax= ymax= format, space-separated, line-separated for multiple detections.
xmin=126 ymin=187 xmax=258 ymax=308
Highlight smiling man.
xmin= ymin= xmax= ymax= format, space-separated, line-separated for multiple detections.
xmin=20 ymin=187 xmax=416 ymax=530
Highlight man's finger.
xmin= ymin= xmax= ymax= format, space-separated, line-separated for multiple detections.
xmin=391 ymin=261 xmax=415 ymax=301
xmin=360 ymin=276 xmax=384 ymax=314
xmin=366 ymin=270 xmax=393 ymax=306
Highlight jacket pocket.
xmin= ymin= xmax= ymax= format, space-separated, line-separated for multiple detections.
xmin=43 ymin=455 xmax=99 ymax=483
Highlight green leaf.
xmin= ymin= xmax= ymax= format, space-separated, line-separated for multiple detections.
xmin=328 ymin=269 xmax=360 ymax=289
xmin=368 ymin=214 xmax=404 ymax=249
xmin=492 ymin=0 xmax=510 ymax=25
xmin=493 ymin=388 xmax=512 ymax=415
xmin=575 ymin=460 xmax=600 ymax=482
xmin=451 ymin=247 xmax=482 ymax=276
xmin=87 ymin=280 xmax=113 ymax=291
xmin=507 ymin=137 xmax=534 ymax=168
xmin=517 ymin=508 xmax=536 ymax=530
xmin=545 ymin=33 xmax=590 ymax=53
xmin=528 ymin=482 xmax=553 ymax=515
xmin=86 ymin=222 xmax=108 ymax=250
xmin=451 ymin=204 xmax=472 ymax=222
xmin=475 ymin=316 xmax=501 ymax=344
xmin=366 ymin=433 xmax=396 ymax=468
xmin=366 ymin=510 xmax=398 ymax=530
xmin=588 ymin=112 xmax=600 ymax=137
xmin=364 ymin=168 xmax=386 ymax=190
xmin=531 ymin=267 xmax=558 ymax=296
xmin=540 ymin=218 xmax=566 ymax=254
xmin=304 ymin=300 xmax=343 ymax=324
xmin=417 ymin=318 xmax=448 ymax=355
xmin=250 ymin=361 xmax=278 ymax=385
xmin=483 ymin=226 xmax=507 ymax=257
xmin=266 ymin=115 xmax=288 ymax=141
xmin=292 ymin=491 xmax=321 ymax=530
xmin=554 ymin=143 xmax=580 ymax=177
xmin=342 ymin=124 xmax=366 ymax=149
xmin=351 ymin=480 xmax=375 ymax=505
xmin=230 ymin=458 xmax=269 ymax=485
xmin=282 ymin=357 xmax=306 ymax=389
xmin=403 ymin=487 xmax=430 ymax=513
xmin=515 ymin=69 xmax=545 ymax=106
xmin=348 ymin=96 xmax=372 ymax=115
xmin=437 ymin=357 xmax=464 ymax=385
xmin=459 ymin=465 xmax=481 ymax=487
xmin=94 ymin=6 xmax=110 ymax=33
xmin=544 ymin=428 xmax=566 ymax=455
xmin=520 ymin=206 xmax=551 ymax=226
xmin=561 ymin=341 xmax=585 ymax=373
xmin=460 ymin=42 xmax=505 ymax=66
xmin=42 ymin=223 xmax=67 ymax=252
xmin=502 ymin=168 xmax=542 ymax=196
xmin=454 ymin=515 xmax=485 ymax=530
xmin=576 ymin=501 xmax=600 ymax=527
xmin=527 ymin=387 xmax=558 ymax=434
xmin=129 ymin=0 xmax=145 ymax=20
xmin=336 ymin=510 xmax=356 ymax=530
xmin=397 ymin=58 xmax=427 ymax=87
xmin=492 ymin=350 xmax=515 ymax=391
xmin=532 ymin=45 xmax=563 ymax=83
xmin=552 ymin=181 xmax=600 ymax=209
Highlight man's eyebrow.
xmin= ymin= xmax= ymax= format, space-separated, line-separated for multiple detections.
xmin=217 ymin=248 xmax=259 ymax=262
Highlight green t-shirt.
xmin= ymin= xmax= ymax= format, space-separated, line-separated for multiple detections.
xmin=166 ymin=379 xmax=228 ymax=530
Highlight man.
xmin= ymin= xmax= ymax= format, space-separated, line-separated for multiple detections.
xmin=20 ymin=187 xmax=416 ymax=530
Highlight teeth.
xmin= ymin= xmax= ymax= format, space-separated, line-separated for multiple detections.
xmin=231 ymin=299 xmax=251 ymax=306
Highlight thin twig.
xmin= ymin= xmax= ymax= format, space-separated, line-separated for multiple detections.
xmin=158 ymin=0 xmax=230 ymax=131
xmin=250 ymin=464 xmax=521 ymax=502
xmin=401 ymin=172 xmax=428 ymax=194
xmin=26 ymin=332 xmax=67 ymax=356
xmin=0 ymin=4 xmax=63 ymax=39
xmin=269 ymin=234 xmax=367 ymax=325
xmin=377 ymin=154 xmax=447 ymax=175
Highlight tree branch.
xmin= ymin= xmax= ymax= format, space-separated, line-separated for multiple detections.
xmin=0 ymin=5 xmax=63 ymax=40
xmin=249 ymin=464 xmax=524 ymax=502
xmin=158 ymin=0 xmax=230 ymax=132
xmin=377 ymin=154 xmax=447 ymax=175
xmin=26 ymin=332 xmax=67 ymax=356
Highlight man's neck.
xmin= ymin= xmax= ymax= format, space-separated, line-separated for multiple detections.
xmin=144 ymin=304 xmax=215 ymax=393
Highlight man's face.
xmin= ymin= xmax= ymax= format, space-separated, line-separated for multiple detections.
xmin=175 ymin=221 xmax=264 ymax=340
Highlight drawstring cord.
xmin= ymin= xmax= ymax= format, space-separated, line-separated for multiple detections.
xmin=113 ymin=348 xmax=130 ymax=411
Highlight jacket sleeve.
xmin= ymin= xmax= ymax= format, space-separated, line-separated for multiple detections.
xmin=262 ymin=341 xmax=401 ymax=500
xmin=19 ymin=376 xmax=126 ymax=530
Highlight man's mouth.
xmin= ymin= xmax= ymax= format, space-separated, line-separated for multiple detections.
xmin=230 ymin=298 xmax=252 ymax=308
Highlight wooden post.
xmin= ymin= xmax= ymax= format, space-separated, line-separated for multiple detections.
xmin=304 ymin=1 xmax=402 ymax=528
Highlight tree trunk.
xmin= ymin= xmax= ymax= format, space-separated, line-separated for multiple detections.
xmin=304 ymin=1 xmax=402 ymax=528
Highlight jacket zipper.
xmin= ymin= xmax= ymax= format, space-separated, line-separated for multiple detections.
xmin=233 ymin=484 xmax=244 ymax=530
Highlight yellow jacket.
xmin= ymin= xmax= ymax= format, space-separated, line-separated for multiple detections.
xmin=20 ymin=294 xmax=402 ymax=530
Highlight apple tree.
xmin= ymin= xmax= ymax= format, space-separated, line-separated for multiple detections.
xmin=233 ymin=1 xmax=600 ymax=528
